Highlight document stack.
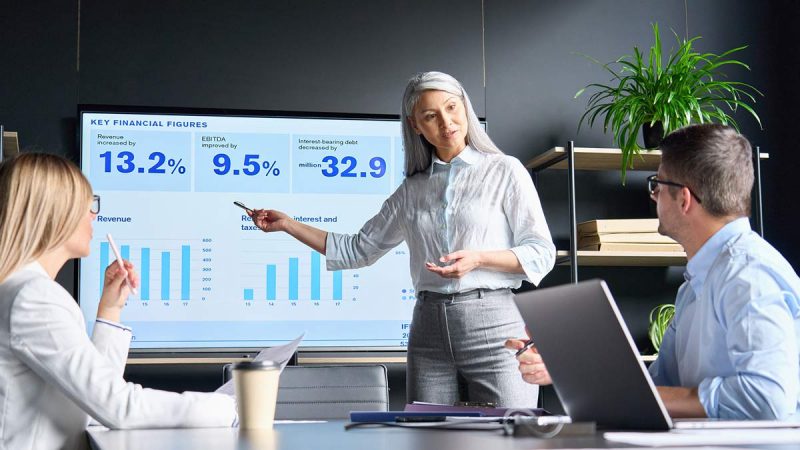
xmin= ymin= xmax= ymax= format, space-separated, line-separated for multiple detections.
xmin=577 ymin=219 xmax=684 ymax=253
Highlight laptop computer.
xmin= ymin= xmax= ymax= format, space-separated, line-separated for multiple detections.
xmin=513 ymin=279 xmax=798 ymax=431
xmin=513 ymin=279 xmax=671 ymax=430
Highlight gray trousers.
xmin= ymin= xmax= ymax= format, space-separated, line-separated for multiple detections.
xmin=406 ymin=288 xmax=539 ymax=408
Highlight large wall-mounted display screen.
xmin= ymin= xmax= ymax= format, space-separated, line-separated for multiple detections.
xmin=78 ymin=106 xmax=415 ymax=350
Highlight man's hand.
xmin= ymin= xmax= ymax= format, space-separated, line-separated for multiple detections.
xmin=505 ymin=338 xmax=553 ymax=385
xmin=656 ymin=386 xmax=706 ymax=418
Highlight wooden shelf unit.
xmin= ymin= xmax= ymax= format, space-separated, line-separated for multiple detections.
xmin=526 ymin=146 xmax=768 ymax=172
xmin=527 ymin=145 xmax=766 ymax=276
xmin=556 ymin=250 xmax=686 ymax=267
xmin=1 ymin=130 xmax=19 ymax=159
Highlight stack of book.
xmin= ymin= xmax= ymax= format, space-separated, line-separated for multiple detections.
xmin=577 ymin=219 xmax=684 ymax=253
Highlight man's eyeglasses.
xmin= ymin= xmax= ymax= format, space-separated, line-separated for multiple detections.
xmin=91 ymin=195 xmax=101 ymax=214
xmin=646 ymin=175 xmax=702 ymax=204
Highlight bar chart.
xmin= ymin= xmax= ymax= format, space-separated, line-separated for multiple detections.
xmin=241 ymin=250 xmax=347 ymax=301
xmin=99 ymin=238 xmax=212 ymax=301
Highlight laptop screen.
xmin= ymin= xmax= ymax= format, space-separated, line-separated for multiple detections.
xmin=513 ymin=279 xmax=672 ymax=431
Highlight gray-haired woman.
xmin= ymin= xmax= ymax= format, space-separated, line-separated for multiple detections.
xmin=250 ymin=71 xmax=555 ymax=407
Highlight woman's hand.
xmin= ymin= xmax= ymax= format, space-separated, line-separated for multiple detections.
xmin=97 ymin=260 xmax=139 ymax=323
xmin=504 ymin=338 xmax=553 ymax=385
xmin=425 ymin=250 xmax=482 ymax=278
xmin=249 ymin=209 xmax=291 ymax=233
xmin=249 ymin=208 xmax=328 ymax=255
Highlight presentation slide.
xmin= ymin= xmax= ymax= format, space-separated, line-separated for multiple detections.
xmin=78 ymin=109 xmax=415 ymax=349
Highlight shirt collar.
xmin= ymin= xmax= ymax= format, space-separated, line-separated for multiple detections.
xmin=429 ymin=145 xmax=480 ymax=175
xmin=684 ymin=217 xmax=751 ymax=290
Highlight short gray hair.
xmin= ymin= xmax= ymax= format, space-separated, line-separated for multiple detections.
xmin=659 ymin=123 xmax=753 ymax=217
xmin=400 ymin=71 xmax=502 ymax=177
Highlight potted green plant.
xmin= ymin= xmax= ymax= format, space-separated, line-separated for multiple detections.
xmin=648 ymin=303 xmax=675 ymax=353
xmin=575 ymin=23 xmax=762 ymax=183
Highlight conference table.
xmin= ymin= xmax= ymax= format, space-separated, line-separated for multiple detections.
xmin=87 ymin=420 xmax=800 ymax=450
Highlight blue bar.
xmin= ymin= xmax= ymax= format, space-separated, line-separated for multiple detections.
xmin=141 ymin=248 xmax=150 ymax=300
xmin=311 ymin=252 xmax=321 ymax=300
xmin=289 ymin=258 xmax=299 ymax=300
xmin=333 ymin=271 xmax=342 ymax=300
xmin=266 ymin=265 xmax=276 ymax=300
xmin=181 ymin=245 xmax=190 ymax=300
xmin=161 ymin=252 xmax=170 ymax=300
xmin=121 ymin=245 xmax=130 ymax=261
xmin=100 ymin=242 xmax=109 ymax=292
xmin=244 ymin=289 xmax=254 ymax=301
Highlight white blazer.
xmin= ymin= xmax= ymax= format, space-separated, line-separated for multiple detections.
xmin=0 ymin=262 xmax=235 ymax=450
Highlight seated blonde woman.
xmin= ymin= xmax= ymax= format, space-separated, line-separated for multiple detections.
xmin=0 ymin=153 xmax=235 ymax=450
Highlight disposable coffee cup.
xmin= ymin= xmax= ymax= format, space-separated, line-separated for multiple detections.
xmin=233 ymin=360 xmax=281 ymax=429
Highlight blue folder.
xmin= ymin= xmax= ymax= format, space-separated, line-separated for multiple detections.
xmin=349 ymin=411 xmax=482 ymax=422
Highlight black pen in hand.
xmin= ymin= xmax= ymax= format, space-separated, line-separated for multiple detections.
xmin=514 ymin=340 xmax=535 ymax=357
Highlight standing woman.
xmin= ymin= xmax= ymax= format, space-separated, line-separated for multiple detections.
xmin=0 ymin=153 xmax=235 ymax=450
xmin=250 ymin=71 xmax=555 ymax=407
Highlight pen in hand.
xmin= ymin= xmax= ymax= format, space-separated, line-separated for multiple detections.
xmin=514 ymin=339 xmax=535 ymax=357
xmin=106 ymin=233 xmax=137 ymax=296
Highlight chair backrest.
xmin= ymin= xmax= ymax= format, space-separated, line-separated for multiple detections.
xmin=223 ymin=364 xmax=389 ymax=420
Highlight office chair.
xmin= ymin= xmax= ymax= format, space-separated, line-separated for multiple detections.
xmin=223 ymin=364 xmax=389 ymax=420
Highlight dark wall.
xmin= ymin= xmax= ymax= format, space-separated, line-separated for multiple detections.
xmin=78 ymin=0 xmax=485 ymax=114
xmin=2 ymin=1 xmax=798 ymax=400
xmin=0 ymin=0 xmax=79 ymax=289
xmin=0 ymin=0 xmax=78 ymax=155
xmin=762 ymin=0 xmax=800 ymax=269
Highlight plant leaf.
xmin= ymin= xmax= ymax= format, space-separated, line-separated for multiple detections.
xmin=573 ymin=21 xmax=763 ymax=181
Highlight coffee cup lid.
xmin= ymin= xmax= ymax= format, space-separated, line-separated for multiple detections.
xmin=233 ymin=360 xmax=280 ymax=371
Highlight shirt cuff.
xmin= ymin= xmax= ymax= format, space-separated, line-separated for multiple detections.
xmin=698 ymin=376 xmax=722 ymax=418
xmin=325 ymin=232 xmax=347 ymax=270
xmin=95 ymin=318 xmax=132 ymax=333
xmin=509 ymin=245 xmax=552 ymax=286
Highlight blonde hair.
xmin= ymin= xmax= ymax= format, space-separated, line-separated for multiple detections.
xmin=0 ymin=153 xmax=93 ymax=282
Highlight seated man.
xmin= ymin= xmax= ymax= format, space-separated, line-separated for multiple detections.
xmin=507 ymin=124 xmax=800 ymax=420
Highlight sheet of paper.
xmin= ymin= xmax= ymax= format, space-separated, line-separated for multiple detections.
xmin=605 ymin=429 xmax=800 ymax=446
xmin=215 ymin=333 xmax=304 ymax=395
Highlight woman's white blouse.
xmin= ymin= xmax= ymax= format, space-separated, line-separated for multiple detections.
xmin=0 ymin=262 xmax=235 ymax=450
xmin=326 ymin=146 xmax=556 ymax=293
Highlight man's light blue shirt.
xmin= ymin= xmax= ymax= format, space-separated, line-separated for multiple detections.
xmin=649 ymin=217 xmax=800 ymax=419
